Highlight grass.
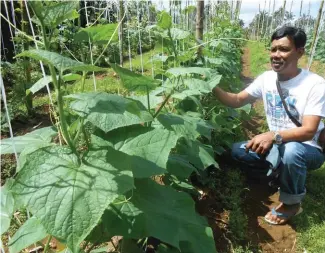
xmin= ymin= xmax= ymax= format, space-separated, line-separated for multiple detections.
xmin=246 ymin=41 xmax=270 ymax=78
xmin=246 ymin=41 xmax=325 ymax=253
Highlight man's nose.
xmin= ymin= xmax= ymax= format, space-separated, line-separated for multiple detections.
xmin=272 ymin=50 xmax=281 ymax=58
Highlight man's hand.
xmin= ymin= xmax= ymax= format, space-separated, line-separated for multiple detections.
xmin=245 ymin=132 xmax=274 ymax=155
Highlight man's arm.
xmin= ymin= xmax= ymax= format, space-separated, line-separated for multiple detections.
xmin=246 ymin=115 xmax=322 ymax=155
xmin=212 ymin=87 xmax=257 ymax=108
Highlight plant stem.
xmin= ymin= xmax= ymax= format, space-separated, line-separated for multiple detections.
xmin=146 ymin=85 xmax=151 ymax=114
xmin=43 ymin=235 xmax=52 ymax=253
xmin=153 ymin=91 xmax=173 ymax=119
xmin=81 ymin=71 xmax=87 ymax=92
xmin=73 ymin=118 xmax=84 ymax=145
xmin=41 ymin=22 xmax=79 ymax=160
xmin=167 ymin=28 xmax=178 ymax=66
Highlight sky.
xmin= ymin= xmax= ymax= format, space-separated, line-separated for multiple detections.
xmin=239 ymin=0 xmax=324 ymax=27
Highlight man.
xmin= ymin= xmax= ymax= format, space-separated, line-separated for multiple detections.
xmin=213 ymin=26 xmax=325 ymax=225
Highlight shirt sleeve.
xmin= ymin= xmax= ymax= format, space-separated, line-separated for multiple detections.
xmin=244 ymin=73 xmax=264 ymax=98
xmin=304 ymin=81 xmax=325 ymax=117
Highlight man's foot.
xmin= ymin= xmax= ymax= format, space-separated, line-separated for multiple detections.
xmin=264 ymin=203 xmax=303 ymax=225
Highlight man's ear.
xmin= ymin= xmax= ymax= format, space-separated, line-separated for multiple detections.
xmin=297 ymin=47 xmax=305 ymax=58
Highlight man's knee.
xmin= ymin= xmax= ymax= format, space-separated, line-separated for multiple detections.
xmin=231 ymin=141 xmax=248 ymax=160
xmin=281 ymin=142 xmax=306 ymax=165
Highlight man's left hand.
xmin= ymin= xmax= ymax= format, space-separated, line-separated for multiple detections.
xmin=246 ymin=132 xmax=274 ymax=155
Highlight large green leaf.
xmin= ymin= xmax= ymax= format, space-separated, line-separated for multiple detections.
xmin=0 ymin=180 xmax=15 ymax=235
xmin=8 ymin=217 xmax=47 ymax=253
xmin=164 ymin=28 xmax=190 ymax=40
xmin=157 ymin=113 xmax=214 ymax=141
xmin=29 ymin=1 xmax=78 ymax=28
xmin=67 ymin=92 xmax=153 ymax=133
xmin=12 ymin=146 xmax=134 ymax=252
xmin=110 ymin=63 xmax=160 ymax=91
xmin=16 ymin=50 xmax=105 ymax=72
xmin=92 ymin=126 xmax=179 ymax=178
xmin=95 ymin=179 xmax=216 ymax=253
xmin=74 ymin=24 xmax=118 ymax=44
xmin=0 ymin=126 xmax=57 ymax=155
xmin=158 ymin=11 xmax=172 ymax=29
xmin=166 ymin=67 xmax=212 ymax=78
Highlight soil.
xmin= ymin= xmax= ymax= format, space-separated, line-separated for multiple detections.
xmin=197 ymin=46 xmax=298 ymax=253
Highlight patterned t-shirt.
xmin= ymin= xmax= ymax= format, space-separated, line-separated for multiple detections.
xmin=245 ymin=69 xmax=325 ymax=149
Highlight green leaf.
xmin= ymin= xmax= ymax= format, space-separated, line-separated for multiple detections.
xmin=28 ymin=74 xmax=81 ymax=95
xmin=129 ymin=94 xmax=163 ymax=110
xmin=164 ymin=28 xmax=190 ymax=40
xmin=206 ymin=73 xmax=222 ymax=90
xmin=98 ymin=179 xmax=216 ymax=253
xmin=29 ymin=1 xmax=79 ymax=28
xmin=236 ymin=104 xmax=252 ymax=114
xmin=92 ymin=126 xmax=179 ymax=178
xmin=67 ymin=92 xmax=153 ymax=133
xmin=166 ymin=67 xmax=212 ymax=78
xmin=176 ymin=139 xmax=218 ymax=171
xmin=183 ymin=78 xmax=211 ymax=94
xmin=8 ymin=217 xmax=47 ymax=253
xmin=157 ymin=113 xmax=214 ymax=141
xmin=158 ymin=11 xmax=172 ymax=29
xmin=0 ymin=126 xmax=57 ymax=155
xmin=172 ymin=90 xmax=202 ymax=100
xmin=16 ymin=50 xmax=105 ymax=72
xmin=74 ymin=24 xmax=118 ymax=44
xmin=62 ymin=73 xmax=82 ymax=82
xmin=167 ymin=154 xmax=197 ymax=179
xmin=110 ymin=63 xmax=160 ymax=91
xmin=205 ymin=57 xmax=223 ymax=66
xmin=28 ymin=76 xmax=52 ymax=95
xmin=0 ymin=179 xmax=15 ymax=235
xmin=12 ymin=146 xmax=134 ymax=252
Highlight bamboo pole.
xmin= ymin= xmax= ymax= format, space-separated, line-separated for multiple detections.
xmin=118 ymin=0 xmax=124 ymax=66
xmin=282 ymin=0 xmax=287 ymax=24
xmin=309 ymin=0 xmax=324 ymax=53
xmin=299 ymin=0 xmax=303 ymax=27
xmin=196 ymin=0 xmax=204 ymax=58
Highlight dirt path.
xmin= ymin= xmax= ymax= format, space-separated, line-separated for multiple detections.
xmin=241 ymin=46 xmax=298 ymax=253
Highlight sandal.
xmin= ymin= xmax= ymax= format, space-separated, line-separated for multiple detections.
xmin=264 ymin=206 xmax=303 ymax=225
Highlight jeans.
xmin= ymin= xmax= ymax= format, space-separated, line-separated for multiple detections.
xmin=232 ymin=141 xmax=325 ymax=205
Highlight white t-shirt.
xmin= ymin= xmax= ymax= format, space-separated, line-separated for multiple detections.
xmin=245 ymin=69 xmax=325 ymax=149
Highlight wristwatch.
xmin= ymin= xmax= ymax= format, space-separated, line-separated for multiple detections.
xmin=273 ymin=131 xmax=283 ymax=145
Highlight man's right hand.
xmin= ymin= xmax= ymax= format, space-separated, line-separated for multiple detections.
xmin=212 ymin=87 xmax=257 ymax=108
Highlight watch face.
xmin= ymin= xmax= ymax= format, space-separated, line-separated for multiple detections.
xmin=275 ymin=133 xmax=282 ymax=144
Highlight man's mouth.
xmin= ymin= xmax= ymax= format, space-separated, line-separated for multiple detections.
xmin=272 ymin=61 xmax=284 ymax=68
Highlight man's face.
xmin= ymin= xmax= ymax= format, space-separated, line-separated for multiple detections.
xmin=270 ymin=36 xmax=304 ymax=74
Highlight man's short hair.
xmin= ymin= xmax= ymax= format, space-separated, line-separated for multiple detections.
xmin=271 ymin=26 xmax=307 ymax=48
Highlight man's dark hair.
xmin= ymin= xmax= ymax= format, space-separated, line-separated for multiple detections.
xmin=271 ymin=26 xmax=307 ymax=48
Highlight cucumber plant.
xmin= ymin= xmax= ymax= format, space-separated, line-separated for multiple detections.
xmin=1 ymin=3 xmax=224 ymax=253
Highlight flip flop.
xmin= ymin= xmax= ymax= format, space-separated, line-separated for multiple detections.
xmin=264 ymin=206 xmax=303 ymax=225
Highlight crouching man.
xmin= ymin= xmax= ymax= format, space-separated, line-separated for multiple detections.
xmin=213 ymin=26 xmax=325 ymax=225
